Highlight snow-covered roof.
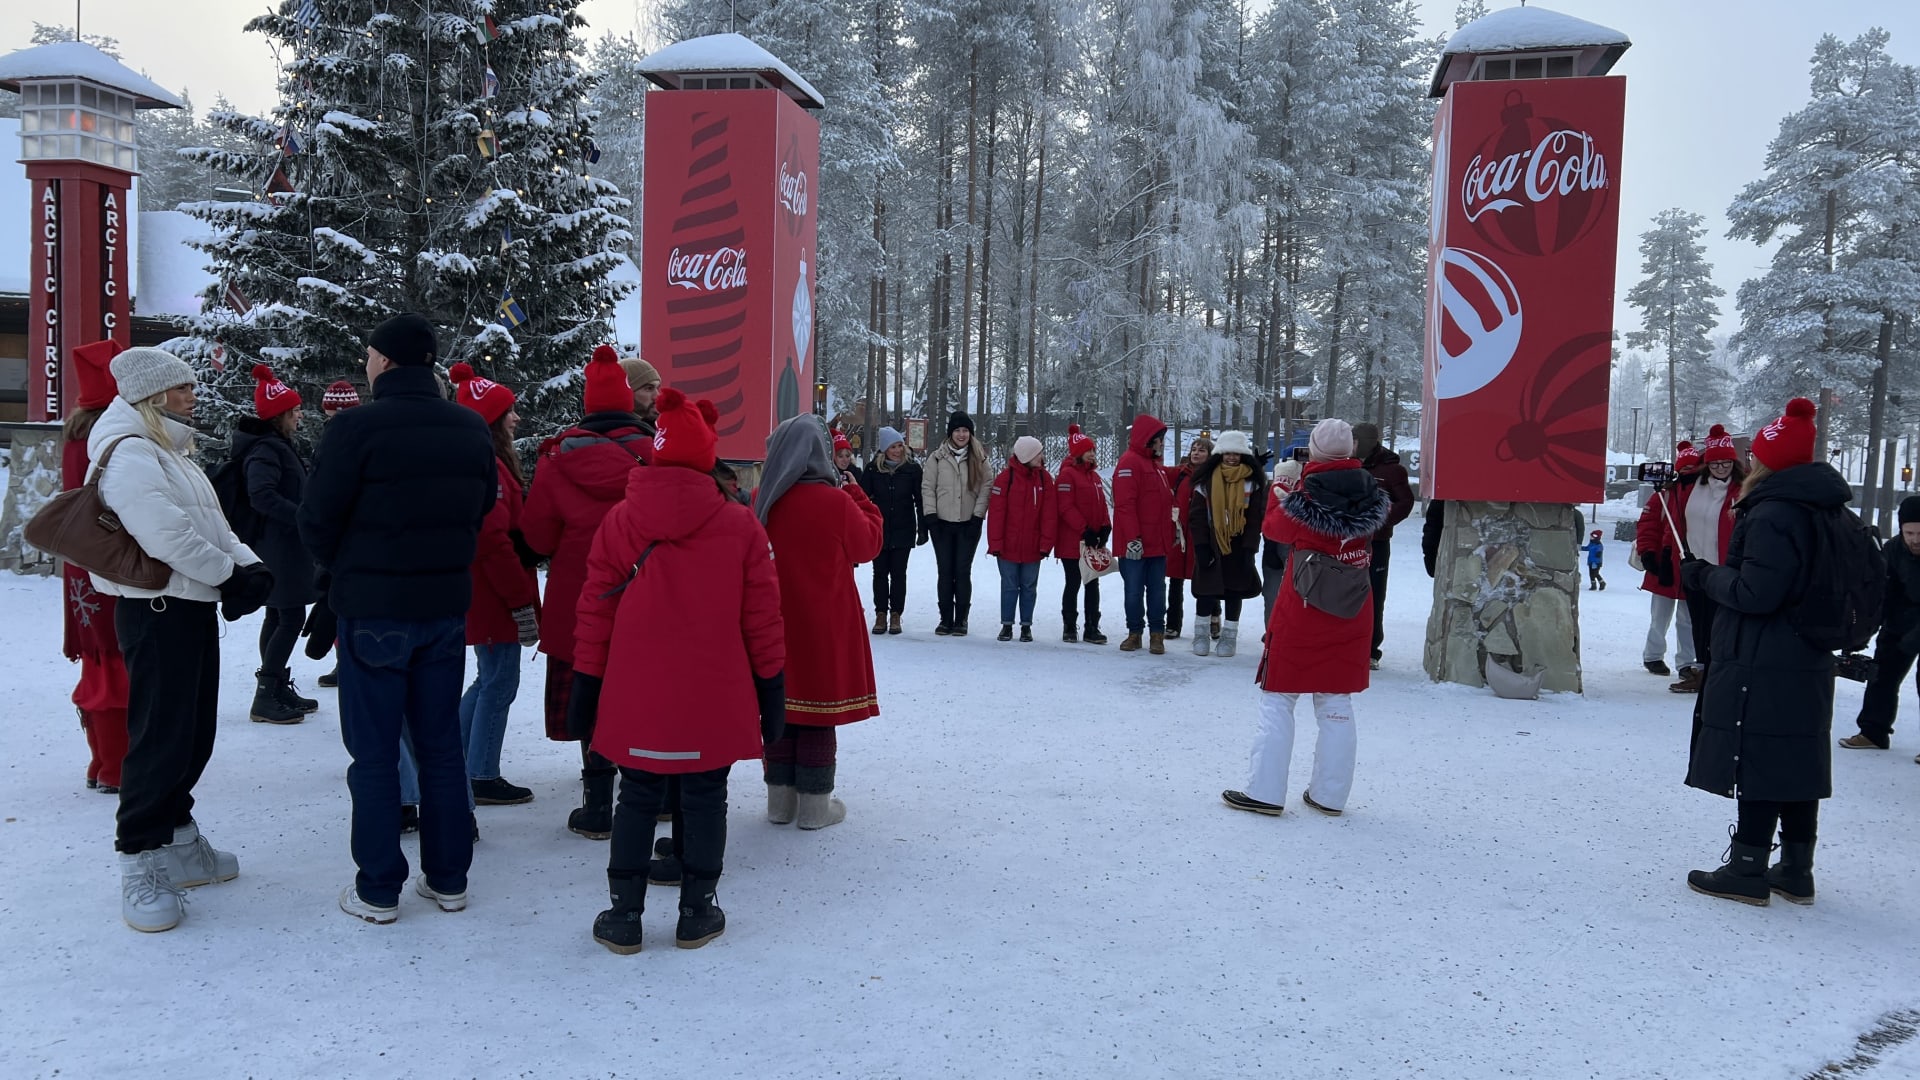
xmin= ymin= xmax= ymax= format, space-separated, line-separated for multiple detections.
xmin=0 ymin=41 xmax=186 ymax=108
xmin=136 ymin=211 xmax=216 ymax=318
xmin=1430 ymin=5 xmax=1630 ymax=97
xmin=637 ymin=34 xmax=825 ymax=110
xmin=0 ymin=121 xmax=26 ymax=295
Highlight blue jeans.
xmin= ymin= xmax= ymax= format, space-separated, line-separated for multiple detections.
xmin=458 ymin=643 xmax=521 ymax=781
xmin=337 ymin=616 xmax=472 ymax=906
xmin=997 ymin=559 xmax=1041 ymax=625
xmin=396 ymin=718 xmax=474 ymax=810
xmin=1118 ymin=555 xmax=1168 ymax=634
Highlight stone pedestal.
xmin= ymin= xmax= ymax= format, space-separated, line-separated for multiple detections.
xmin=1422 ymin=500 xmax=1582 ymax=693
xmin=0 ymin=424 xmax=64 ymax=576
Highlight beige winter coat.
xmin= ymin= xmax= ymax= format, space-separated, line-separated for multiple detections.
xmin=921 ymin=440 xmax=991 ymax=522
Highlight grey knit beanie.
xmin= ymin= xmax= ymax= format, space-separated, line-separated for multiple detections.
xmin=110 ymin=347 xmax=196 ymax=403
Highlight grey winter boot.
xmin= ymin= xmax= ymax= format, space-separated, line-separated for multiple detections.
xmin=163 ymin=820 xmax=239 ymax=888
xmin=121 ymin=850 xmax=185 ymax=933
xmin=1216 ymin=623 xmax=1239 ymax=658
xmin=795 ymin=764 xmax=845 ymax=830
xmin=1193 ymin=629 xmax=1210 ymax=656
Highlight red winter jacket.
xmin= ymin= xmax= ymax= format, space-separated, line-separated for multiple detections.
xmin=764 ymin=482 xmax=886 ymax=725
xmin=576 ymin=466 xmax=784 ymax=774
xmin=61 ymin=436 xmax=128 ymax=712
xmin=1634 ymin=479 xmax=1691 ymax=600
xmin=1112 ymin=414 xmax=1175 ymax=559
xmin=988 ymin=459 xmax=1057 ymax=564
xmin=1166 ymin=462 xmax=1199 ymax=579
xmin=467 ymin=456 xmax=541 ymax=646
xmin=1259 ymin=460 xmax=1390 ymax=695
xmin=521 ymin=419 xmax=650 ymax=663
xmin=1053 ymin=456 xmax=1111 ymax=560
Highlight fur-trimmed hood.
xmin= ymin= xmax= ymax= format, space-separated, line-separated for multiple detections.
xmin=1281 ymin=459 xmax=1389 ymax=541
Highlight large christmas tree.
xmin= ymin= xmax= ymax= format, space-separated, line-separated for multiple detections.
xmin=173 ymin=0 xmax=632 ymax=432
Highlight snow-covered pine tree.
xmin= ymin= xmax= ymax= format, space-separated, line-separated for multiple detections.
xmin=1623 ymin=208 xmax=1722 ymax=450
xmin=172 ymin=0 xmax=632 ymax=435
xmin=584 ymin=31 xmax=647 ymax=237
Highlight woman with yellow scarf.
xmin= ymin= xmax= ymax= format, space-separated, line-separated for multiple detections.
xmin=1187 ymin=431 xmax=1269 ymax=657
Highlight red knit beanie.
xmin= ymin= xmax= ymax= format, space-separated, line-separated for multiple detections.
xmin=322 ymin=379 xmax=361 ymax=413
xmin=1067 ymin=423 xmax=1095 ymax=460
xmin=1702 ymin=424 xmax=1737 ymax=464
xmin=71 ymin=339 xmax=124 ymax=411
xmin=584 ymin=344 xmax=633 ymax=416
xmin=652 ymin=386 xmax=718 ymax=472
xmin=1752 ymin=398 xmax=1818 ymax=472
xmin=252 ymin=363 xmax=302 ymax=420
xmin=1674 ymin=440 xmax=1701 ymax=474
xmin=449 ymin=362 xmax=515 ymax=425
xmin=832 ymin=429 xmax=852 ymax=454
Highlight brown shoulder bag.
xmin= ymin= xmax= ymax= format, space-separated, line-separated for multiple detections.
xmin=23 ymin=435 xmax=174 ymax=590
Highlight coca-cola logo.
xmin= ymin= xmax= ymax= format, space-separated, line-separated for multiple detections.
xmin=666 ymin=246 xmax=749 ymax=292
xmin=467 ymin=377 xmax=502 ymax=399
xmin=1462 ymin=129 xmax=1608 ymax=221
xmin=263 ymin=380 xmax=291 ymax=399
xmin=1459 ymin=92 xmax=1613 ymax=257
xmin=778 ymin=162 xmax=808 ymax=220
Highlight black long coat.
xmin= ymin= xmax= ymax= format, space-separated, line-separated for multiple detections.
xmin=860 ymin=457 xmax=925 ymax=551
xmin=231 ymin=415 xmax=318 ymax=608
xmin=1686 ymin=463 xmax=1850 ymax=802
xmin=1878 ymin=538 xmax=1920 ymax=653
xmin=1187 ymin=455 xmax=1267 ymax=602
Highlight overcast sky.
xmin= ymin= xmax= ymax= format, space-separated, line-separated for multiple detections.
xmin=4 ymin=1 xmax=1919 ymax=338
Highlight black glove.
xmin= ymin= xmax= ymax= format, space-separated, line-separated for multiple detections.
xmin=1097 ymin=527 xmax=1111 ymax=546
xmin=754 ymin=671 xmax=787 ymax=747
xmin=916 ymin=528 xmax=929 ymax=547
xmin=511 ymin=529 xmax=545 ymax=569
xmin=301 ymin=598 xmax=338 ymax=660
xmin=566 ymin=672 xmax=604 ymax=742
xmin=219 ymin=563 xmax=274 ymax=622
xmin=1680 ymin=555 xmax=1710 ymax=594
xmin=920 ymin=514 xmax=936 ymax=536
xmin=1648 ymin=550 xmax=1674 ymax=588
xmin=1082 ymin=529 xmax=1100 ymax=547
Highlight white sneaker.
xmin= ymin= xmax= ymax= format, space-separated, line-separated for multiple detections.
xmin=1193 ymin=631 xmax=1210 ymax=656
xmin=339 ymin=886 xmax=398 ymax=924
xmin=414 ymin=874 xmax=468 ymax=912
xmin=1217 ymin=625 xmax=1238 ymax=658
xmin=121 ymin=850 xmax=185 ymax=933
xmin=164 ymin=821 xmax=239 ymax=888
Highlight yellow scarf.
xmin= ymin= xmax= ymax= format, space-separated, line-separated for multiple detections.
xmin=1210 ymin=462 xmax=1252 ymax=554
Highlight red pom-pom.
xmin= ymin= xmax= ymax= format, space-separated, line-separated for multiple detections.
xmin=1785 ymin=397 xmax=1817 ymax=419
xmin=591 ymin=344 xmax=618 ymax=365
xmin=251 ymin=363 xmax=273 ymax=381
xmin=1708 ymin=424 xmax=1727 ymax=438
xmin=656 ymin=386 xmax=686 ymax=412
xmin=1677 ymin=441 xmax=1693 ymax=450
xmin=697 ymin=399 xmax=719 ymax=424
xmin=1068 ymin=423 xmax=1081 ymax=436
xmin=448 ymin=362 xmax=476 ymax=384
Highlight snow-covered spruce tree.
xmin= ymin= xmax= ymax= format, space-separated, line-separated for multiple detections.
xmin=1623 ymin=208 xmax=1722 ymax=450
xmin=172 ymin=0 xmax=632 ymax=434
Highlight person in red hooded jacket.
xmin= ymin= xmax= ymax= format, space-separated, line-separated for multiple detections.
xmin=756 ymin=414 xmax=886 ymax=830
xmin=59 ymin=339 xmax=131 ymax=794
xmin=1055 ymin=424 xmax=1111 ymax=644
xmin=448 ymin=363 xmax=541 ymax=807
xmin=522 ymin=344 xmax=651 ymax=839
xmin=1165 ymin=435 xmax=1210 ymax=640
xmin=1635 ymin=440 xmax=1701 ymax=679
xmin=569 ymin=387 xmax=786 ymax=953
xmin=988 ymin=436 xmax=1057 ymax=642
xmin=1111 ymin=414 xmax=1176 ymax=654
xmin=1225 ymin=419 xmax=1388 ymax=819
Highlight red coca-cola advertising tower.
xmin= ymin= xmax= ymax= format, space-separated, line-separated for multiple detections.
xmin=638 ymin=34 xmax=824 ymax=461
xmin=1421 ymin=8 xmax=1630 ymax=503
xmin=0 ymin=42 xmax=184 ymax=422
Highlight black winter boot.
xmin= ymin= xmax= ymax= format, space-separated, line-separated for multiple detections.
xmin=676 ymin=874 xmax=726 ymax=949
xmin=1687 ymin=834 xmax=1772 ymax=906
xmin=1062 ymin=621 xmax=1079 ymax=643
xmin=1766 ymin=840 xmax=1816 ymax=905
xmin=593 ymin=872 xmax=647 ymax=954
xmin=568 ymin=760 xmax=616 ymax=840
xmin=997 ymin=623 xmax=1014 ymax=642
xmin=649 ymin=835 xmax=683 ymax=887
xmin=249 ymin=670 xmax=305 ymax=725
xmin=1083 ymin=619 xmax=1108 ymax=646
xmin=276 ymin=670 xmax=319 ymax=714
xmin=1019 ymin=624 xmax=1033 ymax=642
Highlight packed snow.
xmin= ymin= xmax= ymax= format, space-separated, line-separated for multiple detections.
xmin=0 ymin=40 xmax=187 ymax=107
xmin=637 ymin=32 xmax=827 ymax=109
xmin=3 ymin=512 xmax=1918 ymax=1077
xmin=1442 ymin=6 xmax=1630 ymax=57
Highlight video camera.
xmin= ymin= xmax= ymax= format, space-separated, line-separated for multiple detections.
xmin=1836 ymin=653 xmax=1878 ymax=684
xmin=1636 ymin=460 xmax=1677 ymax=490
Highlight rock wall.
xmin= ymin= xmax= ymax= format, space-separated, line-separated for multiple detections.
xmin=1422 ymin=500 xmax=1583 ymax=693
xmin=0 ymin=425 xmax=64 ymax=576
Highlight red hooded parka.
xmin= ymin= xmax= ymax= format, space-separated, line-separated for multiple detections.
xmin=988 ymin=458 xmax=1057 ymax=564
xmin=1112 ymin=414 xmax=1175 ymax=559
xmin=521 ymin=421 xmax=650 ymax=663
xmin=1259 ymin=460 xmax=1390 ymax=695
xmin=1053 ymin=455 xmax=1111 ymax=560
xmin=467 ymin=456 xmax=541 ymax=645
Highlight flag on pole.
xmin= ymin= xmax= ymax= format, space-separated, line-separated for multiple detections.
xmin=209 ymin=343 xmax=228 ymax=373
xmin=277 ymin=123 xmax=302 ymax=157
xmin=483 ymin=67 xmax=499 ymax=99
xmin=266 ymin=165 xmax=295 ymax=196
xmin=223 ymin=282 xmax=252 ymax=316
xmin=585 ymin=137 xmax=602 ymax=165
xmin=476 ymin=128 xmax=497 ymax=160
xmin=480 ymin=15 xmax=501 ymax=42
xmin=497 ymin=290 xmax=527 ymax=328
xmin=294 ymin=0 xmax=321 ymax=29
xmin=499 ymin=227 xmax=512 ymax=256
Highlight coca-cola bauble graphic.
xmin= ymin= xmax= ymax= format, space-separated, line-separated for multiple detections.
xmin=662 ymin=110 xmax=750 ymax=434
xmin=1495 ymin=330 xmax=1610 ymax=487
xmin=1459 ymin=90 xmax=1613 ymax=258
xmin=1434 ymin=246 xmax=1523 ymax=400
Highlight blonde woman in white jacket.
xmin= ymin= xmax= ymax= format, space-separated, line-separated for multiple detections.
xmin=91 ymin=347 xmax=274 ymax=933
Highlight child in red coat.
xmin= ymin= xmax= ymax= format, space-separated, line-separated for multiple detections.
xmin=61 ymin=339 xmax=131 ymax=793
xmin=571 ymin=389 xmax=786 ymax=953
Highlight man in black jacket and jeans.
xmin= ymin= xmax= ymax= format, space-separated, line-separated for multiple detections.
xmin=1353 ymin=424 xmax=1414 ymax=668
xmin=1842 ymin=496 xmax=1920 ymax=752
xmin=299 ymin=314 xmax=497 ymax=923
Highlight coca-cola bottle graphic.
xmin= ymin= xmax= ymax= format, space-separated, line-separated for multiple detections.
xmin=662 ymin=110 xmax=750 ymax=434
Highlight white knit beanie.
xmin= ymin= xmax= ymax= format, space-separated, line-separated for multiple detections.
xmin=111 ymin=347 xmax=196 ymax=404
xmin=1212 ymin=430 xmax=1254 ymax=457
xmin=1308 ymin=418 xmax=1354 ymax=462
xmin=1012 ymin=435 xmax=1044 ymax=465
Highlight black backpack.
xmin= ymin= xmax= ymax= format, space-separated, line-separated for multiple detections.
xmin=207 ymin=450 xmax=258 ymax=540
xmin=1789 ymin=505 xmax=1885 ymax=653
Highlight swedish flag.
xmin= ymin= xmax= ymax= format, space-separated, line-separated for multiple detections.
xmin=497 ymin=292 xmax=527 ymax=328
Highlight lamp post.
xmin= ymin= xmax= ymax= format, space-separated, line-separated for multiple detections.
xmin=1630 ymin=406 xmax=1641 ymax=467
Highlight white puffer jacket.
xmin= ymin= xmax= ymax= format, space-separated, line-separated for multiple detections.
xmin=87 ymin=397 xmax=259 ymax=601
xmin=921 ymin=440 xmax=992 ymax=523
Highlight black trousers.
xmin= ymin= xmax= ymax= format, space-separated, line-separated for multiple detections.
xmin=1195 ymin=595 xmax=1243 ymax=621
xmin=1166 ymin=577 xmax=1186 ymax=631
xmin=609 ymin=765 xmax=728 ymax=882
xmin=115 ymin=597 xmax=221 ymax=854
xmin=1685 ymin=588 xmax=1721 ymax=746
xmin=1736 ymin=799 xmax=1819 ymax=845
xmin=871 ymin=547 xmax=910 ymax=614
xmin=930 ymin=517 xmax=982 ymax=624
xmin=1060 ymin=556 xmax=1102 ymax=626
xmin=259 ymin=604 xmax=305 ymax=674
xmin=1369 ymin=537 xmax=1391 ymax=659
xmin=1854 ymin=637 xmax=1916 ymax=744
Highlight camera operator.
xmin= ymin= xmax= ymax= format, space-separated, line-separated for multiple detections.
xmin=1840 ymin=496 xmax=1920 ymax=755
xmin=1635 ymin=442 xmax=1700 ymax=679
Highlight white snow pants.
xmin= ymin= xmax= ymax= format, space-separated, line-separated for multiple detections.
xmin=1245 ymin=691 xmax=1355 ymax=811
xmin=1643 ymin=594 xmax=1695 ymax=668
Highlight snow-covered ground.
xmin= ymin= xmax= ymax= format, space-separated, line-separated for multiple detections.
xmin=3 ymin=515 xmax=1918 ymax=1079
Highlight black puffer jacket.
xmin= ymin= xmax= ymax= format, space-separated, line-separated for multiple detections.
xmin=1686 ymin=463 xmax=1850 ymax=802
xmin=1879 ymin=538 xmax=1920 ymax=653
xmin=298 ymin=364 xmax=497 ymax=621
xmin=231 ymin=415 xmax=318 ymax=608
xmin=1188 ymin=455 xmax=1267 ymax=601
xmin=860 ymin=457 xmax=925 ymax=551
